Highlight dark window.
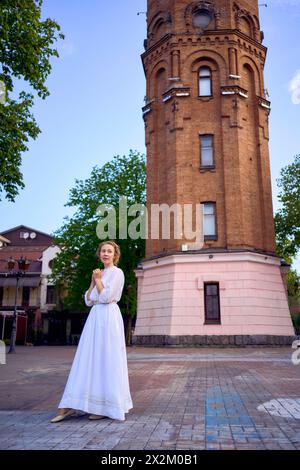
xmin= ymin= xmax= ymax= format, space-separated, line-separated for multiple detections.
xmin=204 ymin=283 xmax=221 ymax=324
xmin=203 ymin=202 xmax=217 ymax=240
xmin=199 ymin=67 xmax=212 ymax=96
xmin=200 ymin=134 xmax=214 ymax=167
xmin=193 ymin=9 xmax=212 ymax=29
xmin=22 ymin=286 xmax=30 ymax=307
xmin=0 ymin=286 xmax=3 ymax=306
xmin=46 ymin=285 xmax=56 ymax=304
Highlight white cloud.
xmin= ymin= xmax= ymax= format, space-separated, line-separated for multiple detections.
xmin=289 ymin=70 xmax=300 ymax=104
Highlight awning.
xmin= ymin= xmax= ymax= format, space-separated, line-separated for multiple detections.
xmin=0 ymin=277 xmax=41 ymax=287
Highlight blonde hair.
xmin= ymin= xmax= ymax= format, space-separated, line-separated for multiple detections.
xmin=96 ymin=240 xmax=121 ymax=265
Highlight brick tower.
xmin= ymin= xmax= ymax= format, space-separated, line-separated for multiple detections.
xmin=133 ymin=0 xmax=295 ymax=345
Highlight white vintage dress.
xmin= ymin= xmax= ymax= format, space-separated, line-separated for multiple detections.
xmin=58 ymin=266 xmax=133 ymax=420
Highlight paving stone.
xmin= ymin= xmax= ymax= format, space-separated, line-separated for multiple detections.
xmin=0 ymin=346 xmax=299 ymax=450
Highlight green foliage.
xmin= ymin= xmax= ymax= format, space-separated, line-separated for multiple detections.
xmin=51 ymin=150 xmax=146 ymax=317
xmin=292 ymin=313 xmax=300 ymax=335
xmin=275 ymin=154 xmax=300 ymax=261
xmin=287 ymin=268 xmax=300 ymax=299
xmin=0 ymin=92 xmax=39 ymax=201
xmin=0 ymin=0 xmax=64 ymax=201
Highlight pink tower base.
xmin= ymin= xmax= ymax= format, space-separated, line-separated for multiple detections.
xmin=133 ymin=251 xmax=296 ymax=346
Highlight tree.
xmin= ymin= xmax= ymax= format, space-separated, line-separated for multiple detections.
xmin=0 ymin=0 xmax=64 ymax=201
xmin=275 ymin=154 xmax=300 ymax=261
xmin=51 ymin=151 xmax=146 ymax=340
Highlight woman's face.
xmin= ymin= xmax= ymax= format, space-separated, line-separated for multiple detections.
xmin=100 ymin=244 xmax=115 ymax=266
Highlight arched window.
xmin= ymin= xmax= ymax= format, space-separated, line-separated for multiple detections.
xmin=240 ymin=16 xmax=253 ymax=38
xmin=199 ymin=67 xmax=212 ymax=97
xmin=155 ymin=68 xmax=167 ymax=99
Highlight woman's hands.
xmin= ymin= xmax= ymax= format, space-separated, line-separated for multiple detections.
xmin=89 ymin=269 xmax=102 ymax=290
xmin=87 ymin=269 xmax=103 ymax=301
xmin=93 ymin=269 xmax=104 ymax=294
xmin=93 ymin=269 xmax=103 ymax=281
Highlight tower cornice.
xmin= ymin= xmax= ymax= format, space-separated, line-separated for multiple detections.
xmin=142 ymin=29 xmax=267 ymax=62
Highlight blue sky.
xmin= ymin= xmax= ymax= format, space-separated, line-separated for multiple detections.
xmin=0 ymin=0 xmax=299 ymax=270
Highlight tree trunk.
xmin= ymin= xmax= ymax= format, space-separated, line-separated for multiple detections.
xmin=125 ymin=316 xmax=132 ymax=346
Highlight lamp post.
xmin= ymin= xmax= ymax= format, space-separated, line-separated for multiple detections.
xmin=7 ymin=256 xmax=30 ymax=354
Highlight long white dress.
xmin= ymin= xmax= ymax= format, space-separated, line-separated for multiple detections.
xmin=58 ymin=266 xmax=133 ymax=421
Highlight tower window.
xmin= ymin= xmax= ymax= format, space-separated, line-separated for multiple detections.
xmin=46 ymin=285 xmax=57 ymax=304
xmin=203 ymin=202 xmax=217 ymax=240
xmin=199 ymin=67 xmax=212 ymax=97
xmin=200 ymin=135 xmax=214 ymax=167
xmin=204 ymin=282 xmax=221 ymax=324
xmin=193 ymin=9 xmax=212 ymax=29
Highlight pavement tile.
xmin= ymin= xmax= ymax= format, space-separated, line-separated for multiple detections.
xmin=0 ymin=346 xmax=299 ymax=450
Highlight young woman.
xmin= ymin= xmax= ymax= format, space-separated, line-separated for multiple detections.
xmin=50 ymin=241 xmax=133 ymax=422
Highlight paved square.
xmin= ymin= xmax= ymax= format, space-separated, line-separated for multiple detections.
xmin=0 ymin=346 xmax=299 ymax=450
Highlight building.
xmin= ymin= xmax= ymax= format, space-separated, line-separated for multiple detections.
xmin=0 ymin=225 xmax=87 ymax=345
xmin=0 ymin=225 xmax=60 ymax=343
xmin=133 ymin=0 xmax=295 ymax=346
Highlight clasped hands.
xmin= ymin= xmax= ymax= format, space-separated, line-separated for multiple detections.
xmin=92 ymin=269 xmax=103 ymax=282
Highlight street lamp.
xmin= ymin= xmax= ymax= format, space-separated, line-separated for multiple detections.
xmin=7 ymin=256 xmax=30 ymax=353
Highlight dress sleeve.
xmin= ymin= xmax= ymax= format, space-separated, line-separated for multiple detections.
xmin=84 ymin=290 xmax=94 ymax=307
xmin=97 ymin=268 xmax=125 ymax=304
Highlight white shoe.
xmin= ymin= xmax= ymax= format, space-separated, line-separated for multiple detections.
xmin=50 ymin=409 xmax=75 ymax=423
xmin=88 ymin=414 xmax=106 ymax=420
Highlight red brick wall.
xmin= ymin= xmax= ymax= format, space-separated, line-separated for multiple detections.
xmin=144 ymin=0 xmax=275 ymax=257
